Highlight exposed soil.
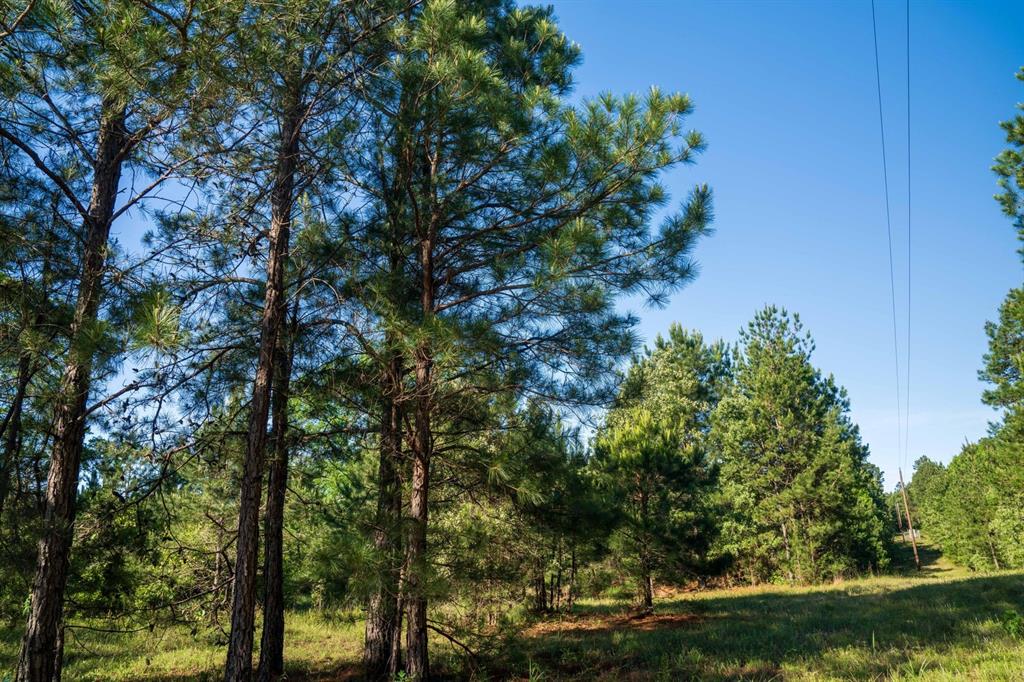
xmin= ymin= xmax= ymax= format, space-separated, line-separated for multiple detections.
xmin=525 ymin=608 xmax=702 ymax=637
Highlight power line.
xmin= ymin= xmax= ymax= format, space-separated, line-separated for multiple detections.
xmin=904 ymin=0 xmax=912 ymax=471
xmin=871 ymin=0 xmax=905 ymax=468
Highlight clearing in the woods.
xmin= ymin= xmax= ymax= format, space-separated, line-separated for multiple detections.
xmin=2 ymin=542 xmax=1022 ymax=681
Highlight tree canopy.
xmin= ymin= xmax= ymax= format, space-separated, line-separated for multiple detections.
xmin=2 ymin=3 xmax=1022 ymax=682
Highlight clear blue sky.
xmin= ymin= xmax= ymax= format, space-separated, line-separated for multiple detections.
xmin=546 ymin=0 xmax=1024 ymax=489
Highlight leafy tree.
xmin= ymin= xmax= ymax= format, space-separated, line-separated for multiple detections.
xmin=907 ymin=456 xmax=947 ymax=533
xmin=925 ymin=439 xmax=1022 ymax=570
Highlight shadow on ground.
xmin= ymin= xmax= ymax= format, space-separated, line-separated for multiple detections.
xmin=2 ymin=543 xmax=1020 ymax=681
xmin=502 ymin=570 xmax=1024 ymax=681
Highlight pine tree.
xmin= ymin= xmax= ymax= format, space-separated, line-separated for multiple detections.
xmin=993 ymin=67 xmax=1024 ymax=252
xmin=349 ymin=1 xmax=712 ymax=675
xmin=594 ymin=327 xmax=725 ymax=607
xmin=912 ymin=67 xmax=1024 ymax=573
xmin=712 ymin=307 xmax=889 ymax=583
xmin=979 ymin=286 xmax=1024 ymax=419
xmin=0 ymin=2 xmax=227 ymax=677
xmin=595 ymin=409 xmax=711 ymax=608
xmin=153 ymin=4 xmax=407 ymax=678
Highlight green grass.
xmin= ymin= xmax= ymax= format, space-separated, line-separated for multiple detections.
xmin=508 ymin=572 xmax=1024 ymax=680
xmin=0 ymin=612 xmax=365 ymax=681
xmin=2 ymin=544 xmax=1023 ymax=680
xmin=503 ymin=544 xmax=1024 ymax=680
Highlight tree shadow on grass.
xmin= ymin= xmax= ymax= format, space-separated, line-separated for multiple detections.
xmin=889 ymin=540 xmax=950 ymax=577
xmin=508 ymin=572 xmax=1024 ymax=680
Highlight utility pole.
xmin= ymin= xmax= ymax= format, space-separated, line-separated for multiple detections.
xmin=898 ymin=467 xmax=920 ymax=570
xmin=894 ymin=498 xmax=904 ymax=538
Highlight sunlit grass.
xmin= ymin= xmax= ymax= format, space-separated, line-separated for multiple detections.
xmin=505 ymin=545 xmax=1024 ymax=681
xmin=2 ymin=544 xmax=1022 ymax=680
xmin=0 ymin=612 xmax=364 ymax=681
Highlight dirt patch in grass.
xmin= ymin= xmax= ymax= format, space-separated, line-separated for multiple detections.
xmin=525 ymin=608 xmax=702 ymax=637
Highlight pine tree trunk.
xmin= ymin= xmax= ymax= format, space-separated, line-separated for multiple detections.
xmin=224 ymin=98 xmax=300 ymax=682
xmin=404 ymin=371 xmax=431 ymax=681
xmin=780 ymin=520 xmax=795 ymax=583
xmin=1 ymin=248 xmax=47 ymax=520
xmin=16 ymin=102 xmax=126 ymax=682
xmin=52 ymin=624 xmax=64 ymax=682
xmin=256 ymin=323 xmax=295 ymax=682
xmin=988 ymin=535 xmax=1001 ymax=571
xmin=554 ymin=557 xmax=562 ymax=611
xmin=534 ymin=569 xmax=546 ymax=613
xmin=365 ymin=171 xmax=412 ymax=678
xmin=639 ymin=542 xmax=654 ymax=610
xmin=364 ymin=352 xmax=404 ymax=680
xmin=213 ymin=528 xmax=225 ymax=625
xmin=567 ymin=544 xmax=577 ymax=609
xmin=390 ymin=570 xmax=404 ymax=676
xmin=639 ymin=487 xmax=654 ymax=610
xmin=405 ymin=232 xmax=434 ymax=681
xmin=0 ymin=351 xmax=31 ymax=519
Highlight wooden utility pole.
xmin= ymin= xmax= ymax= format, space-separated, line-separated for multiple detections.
xmin=898 ymin=468 xmax=920 ymax=570
xmin=894 ymin=498 xmax=904 ymax=536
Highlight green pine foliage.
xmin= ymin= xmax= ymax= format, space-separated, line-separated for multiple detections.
xmin=593 ymin=326 xmax=723 ymax=604
xmin=904 ymin=66 xmax=1024 ymax=574
xmin=993 ymin=66 xmax=1024 ymax=252
xmin=711 ymin=307 xmax=890 ymax=583
xmin=909 ymin=434 xmax=1024 ymax=571
xmin=980 ymin=287 xmax=1024 ymax=416
xmin=3 ymin=3 xmax=1023 ymax=680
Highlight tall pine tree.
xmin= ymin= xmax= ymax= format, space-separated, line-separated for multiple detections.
xmin=0 ymin=2 xmax=229 ymax=677
xmin=349 ymin=1 xmax=712 ymax=675
xmin=712 ymin=307 xmax=889 ymax=583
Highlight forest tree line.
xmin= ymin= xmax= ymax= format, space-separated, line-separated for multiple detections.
xmin=1 ymin=1 xmax=1021 ymax=681
xmin=904 ymin=68 xmax=1024 ymax=574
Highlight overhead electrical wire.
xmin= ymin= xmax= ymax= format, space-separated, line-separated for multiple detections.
xmin=904 ymin=0 xmax=912 ymax=472
xmin=870 ymin=0 xmax=906 ymax=469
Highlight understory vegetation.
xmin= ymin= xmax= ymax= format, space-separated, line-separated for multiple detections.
xmin=3 ymin=546 xmax=1024 ymax=681
xmin=1 ymin=1 xmax=1022 ymax=680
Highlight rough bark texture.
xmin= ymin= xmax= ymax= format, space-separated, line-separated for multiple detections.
xmin=256 ymin=323 xmax=295 ymax=682
xmin=16 ymin=104 xmax=126 ymax=682
xmin=404 ymin=389 xmax=431 ymax=681
xmin=52 ymin=625 xmax=64 ymax=682
xmin=223 ymin=100 xmax=300 ymax=682
xmin=363 ymin=353 xmax=405 ymax=680
xmin=405 ymin=234 xmax=434 ymax=681
xmin=641 ymin=571 xmax=654 ymax=610
xmin=390 ymin=578 xmax=404 ymax=674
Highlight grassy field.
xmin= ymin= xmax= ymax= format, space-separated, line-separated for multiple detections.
xmin=504 ymin=545 xmax=1024 ymax=681
xmin=2 ymin=544 xmax=1023 ymax=680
